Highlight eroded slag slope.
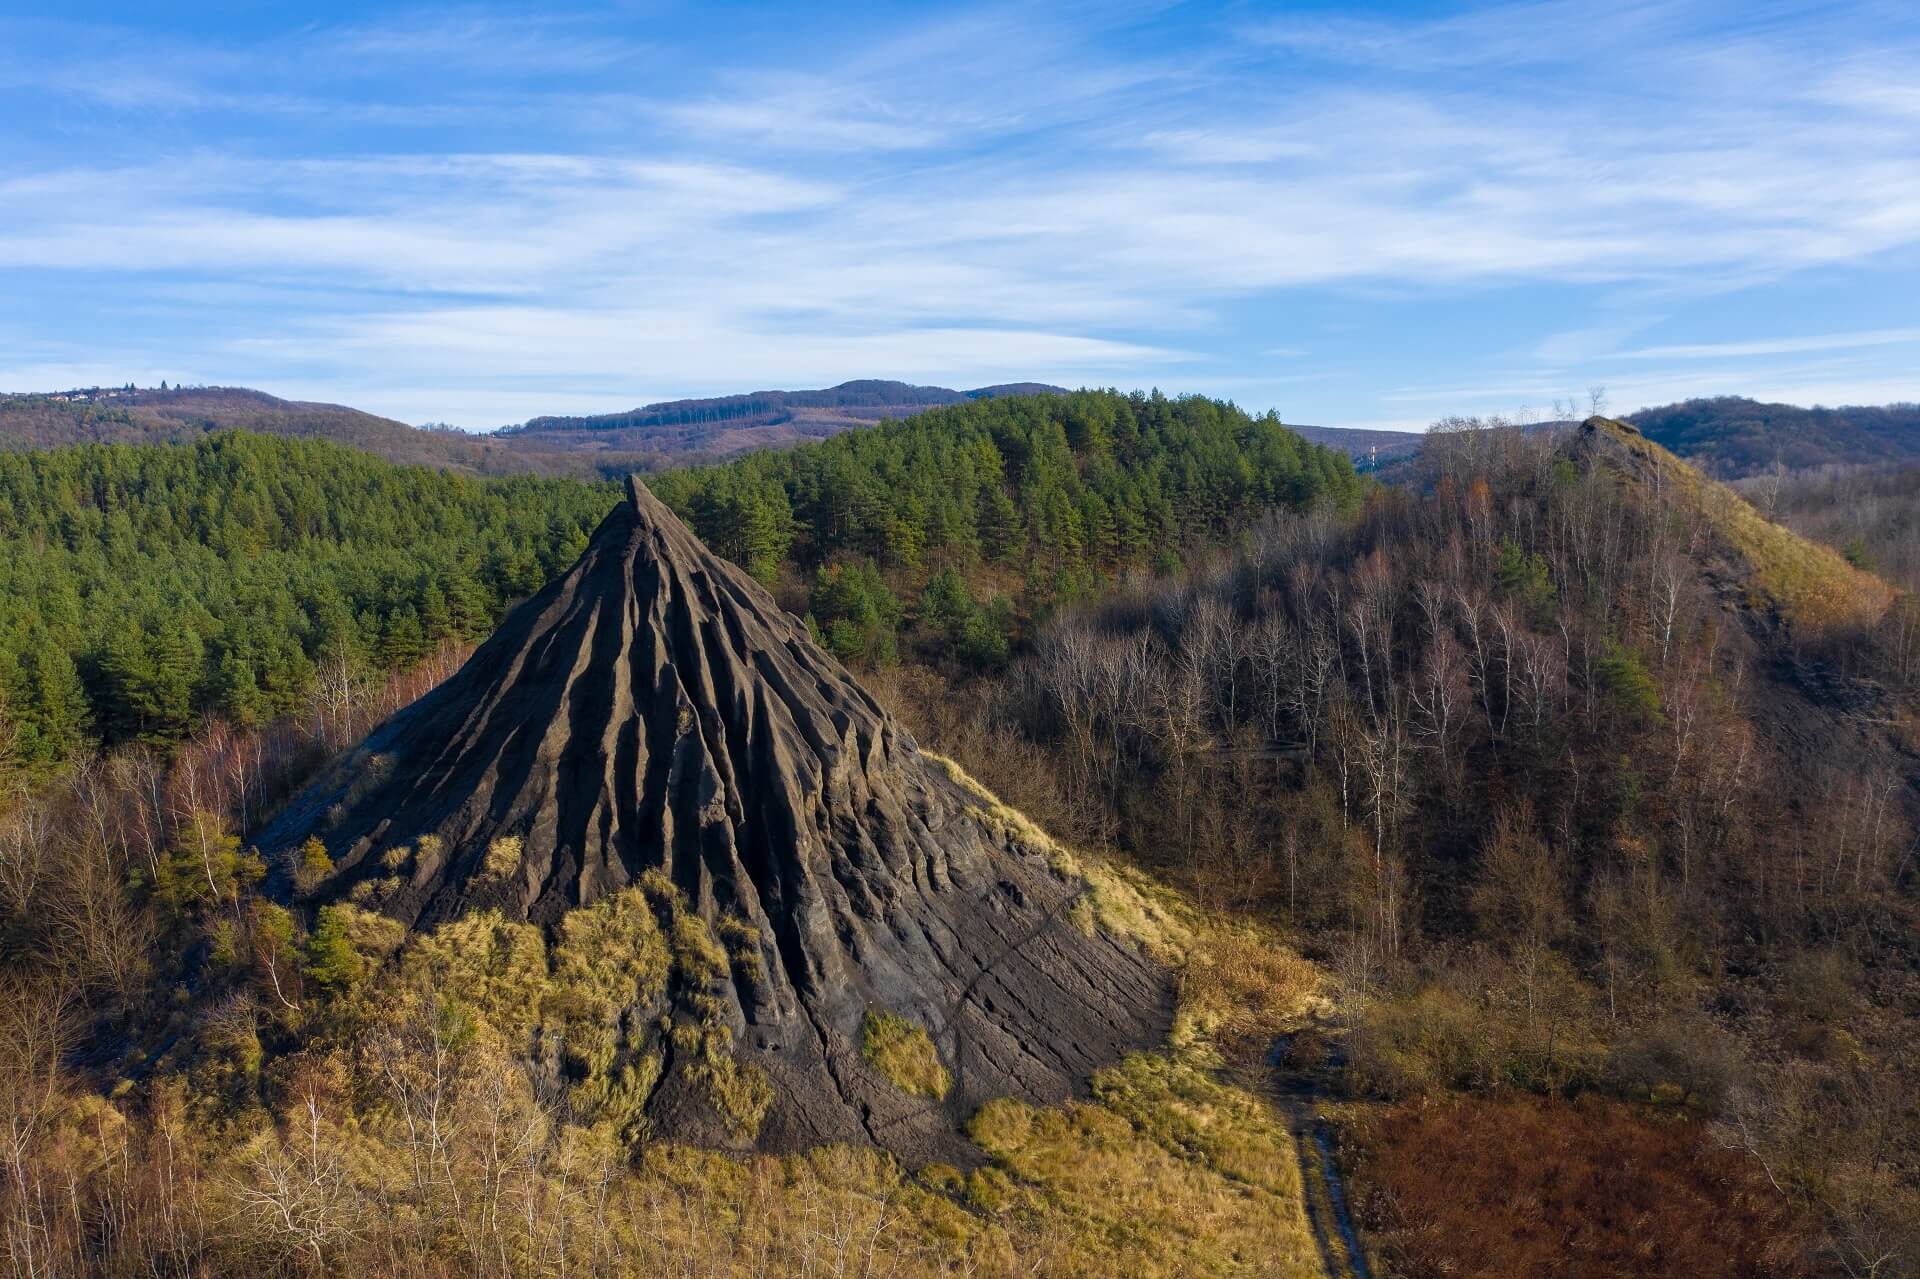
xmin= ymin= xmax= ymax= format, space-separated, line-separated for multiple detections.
xmin=258 ymin=476 xmax=1171 ymax=1161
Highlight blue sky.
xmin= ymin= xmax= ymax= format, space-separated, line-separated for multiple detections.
xmin=2 ymin=1 xmax=1917 ymax=431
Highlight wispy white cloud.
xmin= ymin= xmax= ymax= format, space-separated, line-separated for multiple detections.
xmin=663 ymin=73 xmax=959 ymax=151
xmin=235 ymin=313 xmax=1183 ymax=427
xmin=2 ymin=1 xmax=1918 ymax=425
xmin=1379 ymin=346 xmax=1920 ymax=424
xmin=1531 ymin=323 xmax=1655 ymax=365
xmin=1241 ymin=0 xmax=1710 ymax=74
xmin=308 ymin=9 xmax=650 ymax=75
xmin=1137 ymin=129 xmax=1318 ymax=165
xmin=1622 ymin=326 xmax=1920 ymax=360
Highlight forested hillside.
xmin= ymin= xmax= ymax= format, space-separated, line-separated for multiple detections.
xmin=0 ymin=385 xmax=773 ymax=477
xmin=1738 ymin=461 xmax=1920 ymax=595
xmin=650 ymin=388 xmax=1364 ymax=668
xmin=1630 ymin=396 xmax=1920 ymax=477
xmin=0 ymin=391 xmax=1358 ymax=772
xmin=1286 ymin=422 xmax=1427 ymax=468
xmin=0 ymin=433 xmax=618 ymax=768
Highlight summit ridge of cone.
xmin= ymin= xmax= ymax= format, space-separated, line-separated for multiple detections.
xmin=258 ymin=475 xmax=1171 ymax=1159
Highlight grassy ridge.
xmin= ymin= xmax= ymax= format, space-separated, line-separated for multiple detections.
xmin=1590 ymin=417 xmax=1893 ymax=630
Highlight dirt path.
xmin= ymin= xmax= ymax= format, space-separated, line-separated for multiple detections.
xmin=1269 ymin=1030 xmax=1372 ymax=1279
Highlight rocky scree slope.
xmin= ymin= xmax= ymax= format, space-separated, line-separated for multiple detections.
xmin=258 ymin=475 xmax=1170 ymax=1160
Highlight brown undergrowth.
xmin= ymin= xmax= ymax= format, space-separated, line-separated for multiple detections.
xmin=1341 ymin=1094 xmax=1820 ymax=1279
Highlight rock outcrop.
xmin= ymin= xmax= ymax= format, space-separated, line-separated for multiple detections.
xmin=259 ymin=476 xmax=1171 ymax=1160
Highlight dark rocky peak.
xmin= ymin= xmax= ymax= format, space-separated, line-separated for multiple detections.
xmin=259 ymin=476 xmax=1170 ymax=1158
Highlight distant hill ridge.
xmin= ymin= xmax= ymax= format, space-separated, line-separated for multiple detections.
xmin=1626 ymin=395 xmax=1920 ymax=477
xmin=494 ymin=379 xmax=1069 ymax=459
xmin=0 ymin=385 xmax=531 ymax=475
xmin=506 ymin=379 xmax=1065 ymax=435
xmin=0 ymin=380 xmax=1070 ymax=476
xmin=1269 ymin=397 xmax=1920 ymax=477
xmin=1282 ymin=423 xmax=1427 ymax=468
xmin=8 ymin=382 xmax=1913 ymax=481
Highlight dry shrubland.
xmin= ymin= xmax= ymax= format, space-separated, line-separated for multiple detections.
xmin=901 ymin=420 xmax=1920 ymax=1276
xmin=1344 ymin=1095 xmax=1821 ymax=1278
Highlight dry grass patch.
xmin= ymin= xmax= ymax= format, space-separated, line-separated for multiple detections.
xmin=967 ymin=1054 xmax=1322 ymax=1278
xmin=398 ymin=909 xmax=550 ymax=1042
xmin=861 ymin=1009 xmax=950 ymax=1099
xmin=364 ymin=881 xmax=771 ymax=1140
xmin=1173 ymin=922 xmax=1322 ymax=1069
xmin=294 ymin=765 xmax=1333 ymax=1273
xmin=480 ymin=833 xmax=522 ymax=880
xmin=642 ymin=870 xmax=772 ymax=1139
